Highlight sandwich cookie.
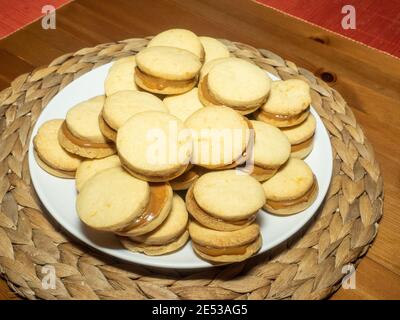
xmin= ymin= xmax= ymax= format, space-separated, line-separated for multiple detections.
xmin=117 ymin=111 xmax=192 ymax=182
xmin=281 ymin=113 xmax=316 ymax=159
xmin=76 ymin=167 xmax=150 ymax=231
xmin=119 ymin=194 xmax=189 ymax=255
xmin=256 ymin=79 xmax=311 ymax=127
xmin=245 ymin=120 xmax=291 ymax=182
xmin=100 ymin=90 xmax=167 ymax=141
xmin=189 ymin=221 xmax=262 ymax=263
xmin=135 ymin=46 xmax=202 ymax=95
xmin=186 ymin=170 xmax=265 ymax=231
xmin=198 ymin=58 xmax=271 ymax=115
xmin=147 ymin=28 xmax=204 ymax=60
xmin=33 ymin=119 xmax=82 ymax=178
xmin=262 ymin=158 xmax=318 ymax=215
xmin=75 ymin=155 xmax=121 ymax=192
xmin=58 ymin=96 xmax=116 ymax=159
xmin=104 ymin=56 xmax=138 ymax=96
xmin=116 ymin=181 xmax=173 ymax=237
xmin=163 ymin=88 xmax=203 ymax=122
xmin=199 ymin=57 xmax=230 ymax=80
xmin=185 ymin=106 xmax=251 ymax=169
xmin=199 ymin=36 xmax=230 ymax=64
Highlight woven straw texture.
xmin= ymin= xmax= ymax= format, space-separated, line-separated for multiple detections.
xmin=0 ymin=38 xmax=383 ymax=300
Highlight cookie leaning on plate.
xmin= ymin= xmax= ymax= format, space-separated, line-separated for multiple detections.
xmin=117 ymin=111 xmax=192 ymax=182
xmin=99 ymin=90 xmax=167 ymax=141
xmin=262 ymin=158 xmax=318 ymax=215
xmin=281 ymin=113 xmax=316 ymax=159
xmin=186 ymin=170 xmax=265 ymax=231
xmin=76 ymin=167 xmax=150 ymax=231
xmin=198 ymin=58 xmax=271 ymax=115
xmin=104 ymin=56 xmax=138 ymax=96
xmin=189 ymin=221 xmax=262 ymax=263
xmin=244 ymin=120 xmax=291 ymax=182
xmin=256 ymin=79 xmax=311 ymax=128
xmin=120 ymin=194 xmax=189 ymax=256
xmin=147 ymin=28 xmax=204 ymax=60
xmin=33 ymin=119 xmax=82 ymax=178
xmin=135 ymin=46 xmax=202 ymax=95
xmin=58 ymin=96 xmax=116 ymax=159
xmin=199 ymin=36 xmax=230 ymax=64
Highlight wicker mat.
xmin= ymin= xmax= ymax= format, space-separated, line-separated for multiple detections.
xmin=0 ymin=38 xmax=383 ymax=300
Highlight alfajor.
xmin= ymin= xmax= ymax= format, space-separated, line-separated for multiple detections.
xmin=116 ymin=181 xmax=173 ymax=237
xmin=135 ymin=46 xmax=202 ymax=95
xmin=185 ymin=106 xmax=251 ymax=169
xmin=58 ymin=96 xmax=116 ymax=159
xmin=100 ymin=90 xmax=167 ymax=141
xmin=33 ymin=119 xmax=82 ymax=178
xmin=186 ymin=170 xmax=265 ymax=231
xmin=262 ymin=158 xmax=318 ymax=215
xmin=163 ymin=88 xmax=203 ymax=122
xmin=75 ymin=155 xmax=121 ymax=192
xmin=189 ymin=221 xmax=262 ymax=263
xmin=256 ymin=79 xmax=311 ymax=127
xmin=147 ymin=28 xmax=204 ymax=60
xmin=120 ymin=194 xmax=189 ymax=255
xmin=169 ymin=165 xmax=207 ymax=191
xmin=199 ymin=36 xmax=230 ymax=64
xmin=198 ymin=58 xmax=271 ymax=115
xmin=117 ymin=111 xmax=192 ymax=182
xmin=281 ymin=113 xmax=316 ymax=159
xmin=77 ymin=167 xmax=150 ymax=231
xmin=245 ymin=120 xmax=291 ymax=182
xmin=104 ymin=56 xmax=138 ymax=96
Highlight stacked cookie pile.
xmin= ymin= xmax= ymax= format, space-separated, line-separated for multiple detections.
xmin=33 ymin=28 xmax=319 ymax=264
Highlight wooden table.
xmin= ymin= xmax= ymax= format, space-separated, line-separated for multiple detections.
xmin=0 ymin=0 xmax=399 ymax=300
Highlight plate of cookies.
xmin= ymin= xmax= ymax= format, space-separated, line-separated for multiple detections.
xmin=29 ymin=29 xmax=332 ymax=269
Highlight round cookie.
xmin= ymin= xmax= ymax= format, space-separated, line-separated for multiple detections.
xmin=193 ymin=170 xmax=265 ymax=221
xmin=199 ymin=57 xmax=230 ymax=79
xmin=75 ymin=155 xmax=121 ymax=192
xmin=185 ymin=106 xmax=250 ymax=168
xmin=147 ymin=28 xmax=204 ymax=59
xmin=189 ymin=221 xmax=262 ymax=263
xmin=104 ymin=56 xmax=138 ymax=96
xmin=246 ymin=120 xmax=291 ymax=181
xmin=76 ymin=167 xmax=150 ymax=231
xmin=59 ymin=96 xmax=116 ymax=158
xmin=33 ymin=119 xmax=82 ymax=178
xmin=281 ymin=113 xmax=316 ymax=159
xmin=117 ymin=182 xmax=173 ymax=237
xmin=201 ymin=58 xmax=271 ymax=114
xmin=262 ymin=158 xmax=318 ymax=215
xmin=135 ymin=46 xmax=201 ymax=95
xmin=257 ymin=79 xmax=311 ymax=127
xmin=163 ymin=88 xmax=203 ymax=122
xmin=120 ymin=194 xmax=189 ymax=255
xmin=199 ymin=36 xmax=230 ymax=64
xmin=117 ymin=111 xmax=192 ymax=182
xmin=101 ymin=90 xmax=167 ymax=141
xmin=169 ymin=166 xmax=206 ymax=191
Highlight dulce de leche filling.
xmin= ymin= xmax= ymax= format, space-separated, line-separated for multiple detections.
xmin=121 ymin=183 xmax=169 ymax=231
xmin=135 ymin=67 xmax=196 ymax=90
xmin=61 ymin=122 xmax=111 ymax=148
xmin=266 ymin=177 xmax=317 ymax=210
xmin=291 ymin=134 xmax=314 ymax=152
xmin=260 ymin=107 xmax=310 ymax=123
xmin=251 ymin=165 xmax=277 ymax=176
xmin=193 ymin=242 xmax=248 ymax=256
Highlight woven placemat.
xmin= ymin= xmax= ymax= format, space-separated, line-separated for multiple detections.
xmin=0 ymin=38 xmax=383 ymax=300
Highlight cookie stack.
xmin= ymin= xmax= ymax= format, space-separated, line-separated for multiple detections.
xmin=33 ymin=28 xmax=320 ymax=264
xmin=256 ymin=79 xmax=316 ymax=159
xmin=187 ymin=170 xmax=265 ymax=263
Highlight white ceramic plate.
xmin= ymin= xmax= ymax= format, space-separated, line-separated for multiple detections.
xmin=28 ymin=62 xmax=333 ymax=269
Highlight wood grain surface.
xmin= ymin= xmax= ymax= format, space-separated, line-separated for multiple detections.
xmin=0 ymin=0 xmax=399 ymax=300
